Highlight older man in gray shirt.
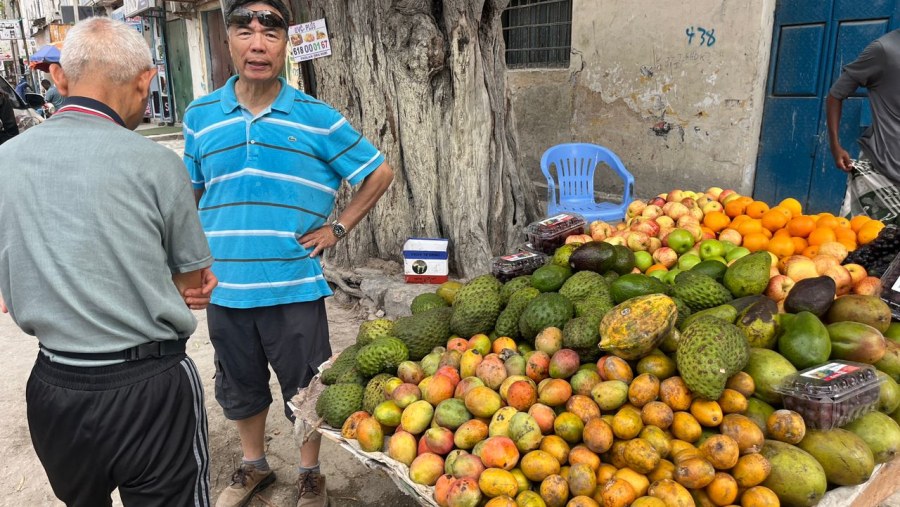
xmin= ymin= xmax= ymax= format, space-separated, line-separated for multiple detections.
xmin=827 ymin=29 xmax=900 ymax=183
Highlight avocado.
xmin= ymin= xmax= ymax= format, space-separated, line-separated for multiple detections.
xmin=568 ymin=241 xmax=616 ymax=273
xmin=608 ymin=245 xmax=636 ymax=275
xmin=783 ymin=276 xmax=836 ymax=317
xmin=723 ymin=251 xmax=771 ymax=297
xmin=609 ymin=273 xmax=669 ymax=304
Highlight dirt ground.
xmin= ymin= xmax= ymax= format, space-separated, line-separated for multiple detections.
xmin=0 ymin=300 xmax=421 ymax=507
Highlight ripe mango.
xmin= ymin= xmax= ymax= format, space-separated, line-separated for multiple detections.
xmin=842 ymin=411 xmax=900 ymax=463
xmin=825 ymin=294 xmax=892 ymax=333
xmin=826 ymin=321 xmax=887 ymax=364
xmin=760 ymin=439 xmax=827 ymax=507
xmin=797 ymin=428 xmax=874 ymax=486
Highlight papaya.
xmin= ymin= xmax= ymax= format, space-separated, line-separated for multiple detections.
xmin=743 ymin=348 xmax=797 ymax=405
xmin=783 ymin=276 xmax=835 ymax=317
xmin=598 ymin=294 xmax=677 ymax=360
xmin=797 ymin=428 xmax=875 ymax=486
xmin=825 ymin=294 xmax=892 ymax=333
xmin=735 ymin=298 xmax=778 ymax=349
xmin=777 ymin=311 xmax=830 ymax=369
xmin=760 ymin=439 xmax=827 ymax=507
xmin=826 ymin=321 xmax=887 ymax=364
xmin=841 ymin=410 xmax=900 ymax=463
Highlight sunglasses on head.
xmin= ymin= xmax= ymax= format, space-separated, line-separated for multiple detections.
xmin=227 ymin=8 xmax=286 ymax=29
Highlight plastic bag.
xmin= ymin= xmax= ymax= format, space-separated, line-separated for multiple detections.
xmin=839 ymin=158 xmax=900 ymax=223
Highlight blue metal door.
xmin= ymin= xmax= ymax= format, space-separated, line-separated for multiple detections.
xmin=754 ymin=0 xmax=899 ymax=213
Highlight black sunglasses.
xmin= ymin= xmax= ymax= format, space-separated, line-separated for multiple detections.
xmin=227 ymin=8 xmax=287 ymax=30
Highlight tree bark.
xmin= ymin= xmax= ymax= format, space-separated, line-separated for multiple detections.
xmin=304 ymin=0 xmax=539 ymax=278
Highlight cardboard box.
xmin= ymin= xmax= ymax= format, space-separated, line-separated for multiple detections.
xmin=403 ymin=238 xmax=449 ymax=284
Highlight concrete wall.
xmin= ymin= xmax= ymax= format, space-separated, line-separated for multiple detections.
xmin=509 ymin=0 xmax=776 ymax=201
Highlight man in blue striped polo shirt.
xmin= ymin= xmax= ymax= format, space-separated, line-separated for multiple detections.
xmin=182 ymin=1 xmax=393 ymax=505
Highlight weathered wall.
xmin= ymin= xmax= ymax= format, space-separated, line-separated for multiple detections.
xmin=509 ymin=0 xmax=776 ymax=201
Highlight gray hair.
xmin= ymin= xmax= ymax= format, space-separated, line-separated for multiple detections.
xmin=60 ymin=17 xmax=153 ymax=84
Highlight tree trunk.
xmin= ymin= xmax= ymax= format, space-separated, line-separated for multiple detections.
xmin=305 ymin=0 xmax=539 ymax=278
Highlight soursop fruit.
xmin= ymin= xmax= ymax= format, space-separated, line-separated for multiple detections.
xmin=392 ymin=306 xmax=453 ymax=360
xmin=519 ymin=292 xmax=575 ymax=341
xmin=363 ymin=373 xmax=394 ymax=414
xmin=563 ymin=313 xmax=604 ymax=362
xmin=320 ymin=343 xmax=362 ymax=385
xmin=672 ymin=271 xmax=733 ymax=312
xmin=335 ymin=367 xmax=366 ymax=386
xmin=671 ymin=296 xmax=691 ymax=330
xmin=316 ymin=383 xmax=364 ymax=428
xmin=559 ymin=270 xmax=609 ymax=302
xmin=450 ymin=274 xmax=502 ymax=337
xmin=500 ymin=276 xmax=534 ymax=306
xmin=355 ymin=337 xmax=409 ymax=377
xmin=676 ymin=315 xmax=750 ymax=400
xmin=410 ymin=293 xmax=449 ymax=314
xmin=574 ymin=292 xmax=614 ymax=319
xmin=356 ymin=318 xmax=395 ymax=346
xmin=494 ymin=287 xmax=541 ymax=339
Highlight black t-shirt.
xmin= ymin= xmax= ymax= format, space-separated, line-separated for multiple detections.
xmin=0 ymin=92 xmax=19 ymax=144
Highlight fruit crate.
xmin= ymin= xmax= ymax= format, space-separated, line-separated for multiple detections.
xmin=774 ymin=360 xmax=883 ymax=430
xmin=879 ymin=249 xmax=900 ymax=320
xmin=524 ymin=213 xmax=587 ymax=254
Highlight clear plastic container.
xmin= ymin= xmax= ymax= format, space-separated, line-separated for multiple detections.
xmin=491 ymin=250 xmax=548 ymax=282
xmin=879 ymin=251 xmax=900 ymax=320
xmin=524 ymin=213 xmax=587 ymax=254
xmin=774 ymin=360 xmax=883 ymax=430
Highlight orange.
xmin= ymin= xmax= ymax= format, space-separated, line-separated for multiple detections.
xmin=767 ymin=235 xmax=795 ymax=259
xmin=761 ymin=209 xmax=789 ymax=231
xmin=778 ymin=197 xmax=802 ymax=218
xmin=737 ymin=219 xmax=764 ymax=237
xmin=745 ymin=201 xmax=770 ymax=219
xmin=646 ymin=264 xmax=668 ymax=275
xmin=791 ymin=236 xmax=808 ymax=253
xmin=786 ymin=216 xmax=816 ymax=238
xmin=835 ymin=217 xmax=851 ymax=229
xmin=770 ymin=206 xmax=793 ymax=221
xmin=729 ymin=214 xmax=751 ymax=228
xmin=724 ymin=199 xmax=748 ymax=218
xmin=773 ymin=228 xmax=791 ymax=239
xmin=807 ymin=227 xmax=837 ymax=246
xmin=858 ymin=220 xmax=885 ymax=245
xmin=802 ymin=245 xmax=820 ymax=258
xmin=760 ymin=228 xmax=773 ymax=239
xmin=702 ymin=211 xmax=730 ymax=233
xmin=839 ymin=239 xmax=858 ymax=252
xmin=816 ymin=214 xmax=840 ymax=230
xmin=850 ymin=215 xmax=872 ymax=232
xmin=742 ymin=232 xmax=770 ymax=253
xmin=835 ymin=228 xmax=857 ymax=244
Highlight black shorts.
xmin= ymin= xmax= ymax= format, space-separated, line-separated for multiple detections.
xmin=207 ymin=299 xmax=332 ymax=421
xmin=26 ymin=352 xmax=210 ymax=507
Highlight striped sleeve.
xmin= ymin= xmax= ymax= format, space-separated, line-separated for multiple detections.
xmin=322 ymin=109 xmax=384 ymax=186
xmin=182 ymin=119 xmax=205 ymax=190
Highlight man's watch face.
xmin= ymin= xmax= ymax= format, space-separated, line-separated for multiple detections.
xmin=332 ymin=222 xmax=347 ymax=238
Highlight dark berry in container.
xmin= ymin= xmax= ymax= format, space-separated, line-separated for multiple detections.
xmin=491 ymin=250 xmax=548 ymax=282
xmin=775 ymin=360 xmax=883 ymax=430
xmin=524 ymin=213 xmax=587 ymax=254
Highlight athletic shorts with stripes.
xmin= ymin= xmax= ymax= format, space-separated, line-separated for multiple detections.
xmin=26 ymin=352 xmax=210 ymax=507
xmin=207 ymin=298 xmax=332 ymax=422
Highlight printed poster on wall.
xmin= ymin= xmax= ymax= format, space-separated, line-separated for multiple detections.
xmin=288 ymin=19 xmax=331 ymax=62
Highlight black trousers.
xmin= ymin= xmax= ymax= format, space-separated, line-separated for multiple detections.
xmin=26 ymin=352 xmax=210 ymax=507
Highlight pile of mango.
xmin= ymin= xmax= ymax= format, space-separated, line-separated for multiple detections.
xmin=329 ymin=273 xmax=900 ymax=507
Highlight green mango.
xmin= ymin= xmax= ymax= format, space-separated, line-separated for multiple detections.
xmin=875 ymin=340 xmax=900 ymax=382
xmin=778 ymin=311 xmax=831 ymax=370
xmin=735 ymin=297 xmax=779 ymax=349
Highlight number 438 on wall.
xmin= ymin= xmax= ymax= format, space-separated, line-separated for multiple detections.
xmin=686 ymin=26 xmax=716 ymax=47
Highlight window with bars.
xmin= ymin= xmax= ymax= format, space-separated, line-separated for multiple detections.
xmin=502 ymin=0 xmax=572 ymax=69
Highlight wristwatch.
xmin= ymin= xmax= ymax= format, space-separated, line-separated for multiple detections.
xmin=331 ymin=220 xmax=347 ymax=239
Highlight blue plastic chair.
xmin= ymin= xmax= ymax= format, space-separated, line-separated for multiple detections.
xmin=540 ymin=143 xmax=635 ymax=223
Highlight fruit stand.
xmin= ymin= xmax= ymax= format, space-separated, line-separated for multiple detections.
xmin=306 ymin=188 xmax=900 ymax=507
